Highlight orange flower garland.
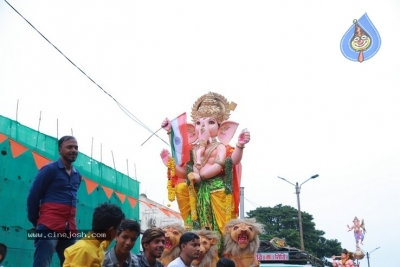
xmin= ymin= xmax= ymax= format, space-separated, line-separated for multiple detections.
xmin=167 ymin=158 xmax=176 ymax=202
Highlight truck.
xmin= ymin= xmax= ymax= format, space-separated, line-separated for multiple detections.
xmin=257 ymin=240 xmax=324 ymax=267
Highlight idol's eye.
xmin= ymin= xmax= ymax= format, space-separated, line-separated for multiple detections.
xmin=196 ymin=121 xmax=201 ymax=125
xmin=361 ymin=35 xmax=367 ymax=40
xmin=353 ymin=37 xmax=360 ymax=42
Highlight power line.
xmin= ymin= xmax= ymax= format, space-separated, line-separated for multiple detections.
xmin=244 ymin=197 xmax=262 ymax=208
xmin=3 ymin=0 xmax=168 ymax=146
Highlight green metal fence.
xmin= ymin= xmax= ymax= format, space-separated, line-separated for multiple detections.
xmin=0 ymin=115 xmax=140 ymax=266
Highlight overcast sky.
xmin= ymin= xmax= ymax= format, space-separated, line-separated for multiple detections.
xmin=1 ymin=1 xmax=399 ymax=265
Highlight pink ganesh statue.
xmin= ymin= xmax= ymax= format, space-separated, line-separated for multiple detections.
xmin=160 ymin=92 xmax=250 ymax=235
xmin=347 ymin=216 xmax=366 ymax=248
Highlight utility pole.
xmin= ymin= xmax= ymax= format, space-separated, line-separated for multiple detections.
xmin=278 ymin=174 xmax=319 ymax=251
xmin=366 ymin=247 xmax=380 ymax=267
xmin=295 ymin=182 xmax=304 ymax=251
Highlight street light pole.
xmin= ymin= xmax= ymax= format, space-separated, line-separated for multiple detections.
xmin=367 ymin=252 xmax=370 ymax=267
xmin=278 ymin=174 xmax=319 ymax=251
xmin=295 ymin=182 xmax=304 ymax=251
xmin=366 ymin=247 xmax=380 ymax=267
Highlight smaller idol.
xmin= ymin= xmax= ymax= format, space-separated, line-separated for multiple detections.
xmin=347 ymin=216 xmax=366 ymax=247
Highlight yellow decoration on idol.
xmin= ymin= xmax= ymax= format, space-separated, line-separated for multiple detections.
xmin=187 ymin=172 xmax=198 ymax=220
xmin=225 ymin=193 xmax=233 ymax=222
xmin=167 ymin=158 xmax=175 ymax=177
xmin=167 ymin=157 xmax=176 ymax=202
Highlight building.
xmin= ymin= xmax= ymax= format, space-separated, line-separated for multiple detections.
xmin=139 ymin=193 xmax=183 ymax=232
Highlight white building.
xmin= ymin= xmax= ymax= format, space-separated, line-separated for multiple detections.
xmin=139 ymin=193 xmax=183 ymax=232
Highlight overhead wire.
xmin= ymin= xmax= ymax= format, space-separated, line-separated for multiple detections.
xmin=3 ymin=0 xmax=168 ymax=146
xmin=244 ymin=197 xmax=263 ymax=209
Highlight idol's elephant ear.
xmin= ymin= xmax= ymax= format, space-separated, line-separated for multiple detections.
xmin=186 ymin=123 xmax=197 ymax=144
xmin=218 ymin=121 xmax=239 ymax=146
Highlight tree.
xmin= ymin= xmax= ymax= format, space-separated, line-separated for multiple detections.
xmin=247 ymin=204 xmax=342 ymax=262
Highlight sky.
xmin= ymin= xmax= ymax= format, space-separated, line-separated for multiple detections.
xmin=1 ymin=0 xmax=399 ymax=265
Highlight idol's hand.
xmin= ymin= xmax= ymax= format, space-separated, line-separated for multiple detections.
xmin=160 ymin=149 xmax=172 ymax=167
xmin=188 ymin=172 xmax=201 ymax=183
xmin=238 ymin=128 xmax=250 ymax=145
xmin=161 ymin=118 xmax=172 ymax=132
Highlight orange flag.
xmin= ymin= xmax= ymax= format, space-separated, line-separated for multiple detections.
xmin=9 ymin=139 xmax=28 ymax=158
xmin=159 ymin=208 xmax=170 ymax=217
xmin=115 ymin=192 xmax=126 ymax=203
xmin=83 ymin=177 xmax=98 ymax=194
xmin=101 ymin=186 xmax=113 ymax=199
xmin=172 ymin=212 xmax=182 ymax=219
xmin=31 ymin=151 xmax=51 ymax=170
xmin=141 ymin=201 xmax=153 ymax=209
xmin=128 ymin=197 xmax=138 ymax=208
xmin=0 ymin=133 xmax=7 ymax=144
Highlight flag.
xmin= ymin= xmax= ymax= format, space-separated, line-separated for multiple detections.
xmin=170 ymin=113 xmax=190 ymax=166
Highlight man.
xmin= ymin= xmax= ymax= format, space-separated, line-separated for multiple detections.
xmin=167 ymin=232 xmax=200 ymax=267
xmin=137 ymin=228 xmax=165 ymax=267
xmin=27 ymin=135 xmax=82 ymax=267
xmin=64 ymin=203 xmax=125 ymax=267
xmin=0 ymin=243 xmax=7 ymax=267
xmin=103 ymin=219 xmax=141 ymax=267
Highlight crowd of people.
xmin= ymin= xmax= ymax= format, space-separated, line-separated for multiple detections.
xmin=9 ymin=135 xmax=236 ymax=267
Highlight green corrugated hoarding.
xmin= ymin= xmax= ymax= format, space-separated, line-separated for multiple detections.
xmin=0 ymin=115 xmax=140 ymax=266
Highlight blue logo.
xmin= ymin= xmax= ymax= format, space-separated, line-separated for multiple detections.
xmin=340 ymin=13 xmax=381 ymax=63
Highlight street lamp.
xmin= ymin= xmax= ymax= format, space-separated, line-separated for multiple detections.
xmin=366 ymin=247 xmax=380 ymax=267
xmin=277 ymin=174 xmax=319 ymax=251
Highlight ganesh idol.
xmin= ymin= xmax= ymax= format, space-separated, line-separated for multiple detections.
xmin=160 ymin=92 xmax=250 ymax=236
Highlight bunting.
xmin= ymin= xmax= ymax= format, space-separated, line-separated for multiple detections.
xmin=85 ymin=180 xmax=135 ymax=206
xmin=128 ymin=197 xmax=138 ymax=208
xmin=159 ymin=208 xmax=171 ymax=217
xmin=31 ymin=151 xmax=51 ymax=170
xmin=171 ymin=212 xmax=182 ymax=219
xmin=83 ymin=177 xmax=98 ymax=194
xmin=9 ymin=139 xmax=28 ymax=158
xmin=140 ymin=200 xmax=153 ymax=209
xmin=0 ymin=133 xmax=7 ymax=144
xmin=0 ymin=132 xmax=139 ymax=209
xmin=115 ymin=191 xmax=126 ymax=203
xmin=138 ymin=199 xmax=183 ymax=219
xmin=101 ymin=186 xmax=114 ymax=199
